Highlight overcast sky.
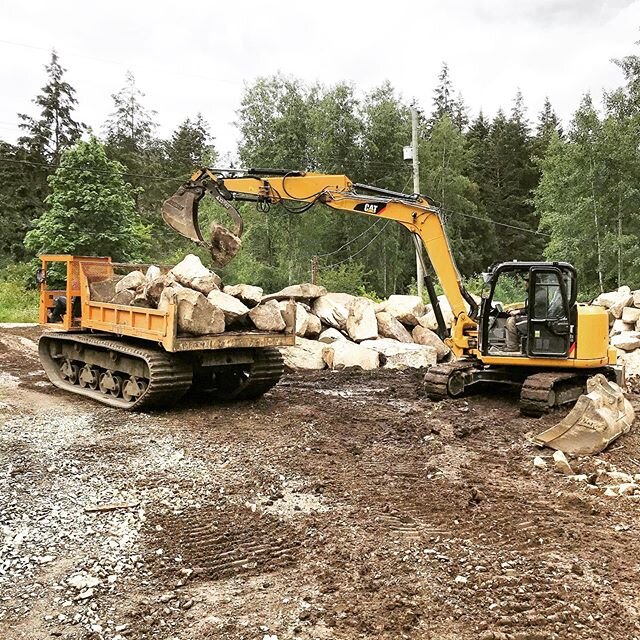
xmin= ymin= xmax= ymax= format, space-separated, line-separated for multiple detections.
xmin=2 ymin=0 xmax=640 ymax=159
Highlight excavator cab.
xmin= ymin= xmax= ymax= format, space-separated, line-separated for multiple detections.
xmin=479 ymin=261 xmax=576 ymax=359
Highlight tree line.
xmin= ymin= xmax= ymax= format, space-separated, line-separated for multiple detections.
xmin=1 ymin=49 xmax=639 ymax=298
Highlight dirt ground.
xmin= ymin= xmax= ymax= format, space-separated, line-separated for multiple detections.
xmin=1 ymin=325 xmax=640 ymax=640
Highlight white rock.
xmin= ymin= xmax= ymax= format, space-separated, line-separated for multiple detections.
xmin=418 ymin=298 xmax=455 ymax=331
xmin=622 ymin=306 xmax=640 ymax=324
xmin=263 ymin=283 xmax=327 ymax=302
xmin=159 ymin=286 xmax=225 ymax=335
xmin=618 ymin=482 xmax=639 ymax=496
xmin=384 ymin=295 xmax=426 ymax=326
xmin=601 ymin=470 xmax=634 ymax=484
xmin=552 ymin=450 xmax=574 ymax=475
xmin=411 ymin=325 xmax=450 ymax=361
xmin=278 ymin=302 xmax=309 ymax=337
xmin=454 ymin=575 xmax=468 ymax=584
xmin=312 ymin=293 xmax=355 ymax=330
xmin=594 ymin=286 xmax=633 ymax=319
xmin=619 ymin=349 xmax=640 ymax=378
xmin=376 ymin=311 xmax=412 ymax=342
xmin=207 ymin=290 xmax=250 ymax=324
xmin=322 ymin=341 xmax=380 ymax=370
xmin=604 ymin=487 xmax=618 ymax=497
xmin=346 ymin=298 xmax=378 ymax=342
xmin=360 ymin=338 xmax=437 ymax=369
xmin=115 ymin=270 xmax=145 ymax=293
xmin=611 ymin=331 xmax=640 ymax=352
xmin=533 ymin=456 xmax=547 ymax=469
xmin=279 ymin=338 xmax=326 ymax=370
xmin=304 ymin=313 xmax=322 ymax=339
xmin=223 ymin=284 xmax=263 ymax=306
xmin=249 ymin=300 xmax=286 ymax=332
xmin=170 ymin=254 xmax=221 ymax=295
xmin=145 ymin=265 xmax=161 ymax=282
xmin=318 ymin=328 xmax=347 ymax=344
xmin=633 ymin=290 xmax=640 ymax=308
xmin=67 ymin=573 xmax=101 ymax=591
xmin=610 ymin=318 xmax=634 ymax=336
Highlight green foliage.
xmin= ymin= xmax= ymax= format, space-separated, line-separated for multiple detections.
xmin=317 ymin=263 xmax=367 ymax=296
xmin=25 ymin=137 xmax=150 ymax=261
xmin=0 ymin=263 xmax=39 ymax=322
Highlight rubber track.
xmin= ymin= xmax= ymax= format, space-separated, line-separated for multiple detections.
xmin=226 ymin=347 xmax=284 ymax=400
xmin=39 ymin=333 xmax=193 ymax=410
xmin=423 ymin=360 xmax=477 ymax=400
xmin=519 ymin=371 xmax=583 ymax=416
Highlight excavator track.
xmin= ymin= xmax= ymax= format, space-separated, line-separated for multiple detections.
xmin=519 ymin=371 xmax=588 ymax=417
xmin=39 ymin=333 xmax=193 ymax=410
xmin=423 ymin=360 xmax=478 ymax=400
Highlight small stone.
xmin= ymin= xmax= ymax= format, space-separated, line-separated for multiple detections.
xmin=454 ymin=575 xmax=468 ymax=584
xmin=159 ymin=591 xmax=175 ymax=603
xmin=182 ymin=599 xmax=194 ymax=610
xmin=552 ymin=450 xmax=574 ymax=475
xmin=533 ymin=456 xmax=547 ymax=469
xmin=76 ymin=588 xmax=94 ymax=600
xmin=604 ymin=487 xmax=618 ymax=497
xmin=618 ymin=482 xmax=639 ymax=496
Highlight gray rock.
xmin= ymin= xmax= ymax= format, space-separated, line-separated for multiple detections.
xmin=312 ymin=293 xmax=355 ymax=330
xmin=263 ymin=283 xmax=327 ymax=302
xmin=383 ymin=295 xmax=426 ymax=326
xmin=249 ymin=300 xmax=286 ymax=332
xmin=376 ymin=311 xmax=412 ymax=343
xmin=115 ymin=270 xmax=145 ymax=293
xmin=223 ymin=284 xmax=263 ymax=307
xmin=278 ymin=301 xmax=309 ymax=337
xmin=110 ymin=289 xmax=135 ymax=306
xmin=207 ymin=290 xmax=250 ymax=324
xmin=170 ymin=254 xmax=222 ymax=295
xmin=346 ymin=298 xmax=378 ymax=342
xmin=360 ymin=338 xmax=437 ymax=369
xmin=411 ymin=325 xmax=450 ymax=361
xmin=322 ymin=340 xmax=379 ymax=370
xmin=552 ymin=450 xmax=574 ymax=475
xmin=304 ymin=313 xmax=322 ymax=339
xmin=159 ymin=286 xmax=225 ymax=335
xmin=145 ymin=274 xmax=175 ymax=307
xmin=279 ymin=338 xmax=326 ymax=370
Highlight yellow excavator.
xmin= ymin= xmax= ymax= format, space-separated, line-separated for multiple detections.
xmin=160 ymin=167 xmax=633 ymax=453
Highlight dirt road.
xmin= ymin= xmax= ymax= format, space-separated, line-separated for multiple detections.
xmin=1 ymin=325 xmax=640 ymax=640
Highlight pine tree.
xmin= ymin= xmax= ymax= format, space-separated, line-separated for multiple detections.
xmin=18 ymin=50 xmax=85 ymax=165
xmin=430 ymin=63 xmax=454 ymax=125
xmin=534 ymin=97 xmax=563 ymax=157
xmin=25 ymin=137 xmax=149 ymax=261
xmin=165 ymin=114 xmax=217 ymax=177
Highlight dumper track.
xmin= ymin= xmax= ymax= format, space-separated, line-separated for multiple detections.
xmin=39 ymin=332 xmax=193 ymax=410
xmin=423 ymin=360 xmax=478 ymax=400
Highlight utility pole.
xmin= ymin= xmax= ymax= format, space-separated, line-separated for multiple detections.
xmin=411 ymin=103 xmax=424 ymax=298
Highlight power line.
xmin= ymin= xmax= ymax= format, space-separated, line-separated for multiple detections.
xmin=319 ymin=220 xmax=392 ymax=269
xmin=314 ymin=219 xmax=381 ymax=258
xmin=440 ymin=206 xmax=551 ymax=237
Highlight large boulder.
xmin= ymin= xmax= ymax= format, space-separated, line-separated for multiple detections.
xmin=322 ymin=341 xmax=379 ymax=370
xmin=305 ymin=313 xmax=322 ymax=339
xmin=418 ymin=297 xmax=455 ymax=331
xmin=318 ymin=328 xmax=347 ymax=344
xmin=383 ymin=295 xmax=426 ymax=326
xmin=159 ymin=286 xmax=225 ymax=335
xmin=593 ymin=286 xmax=633 ymax=319
xmin=263 ymin=283 xmax=327 ymax=302
xmin=346 ymin=298 xmax=378 ymax=342
xmin=312 ymin=293 xmax=355 ymax=330
xmin=622 ymin=306 xmax=640 ymax=324
xmin=611 ymin=331 xmax=640 ymax=352
xmin=360 ymin=338 xmax=437 ymax=369
xmin=223 ymin=284 xmax=263 ymax=307
xmin=248 ymin=300 xmax=286 ymax=332
xmin=279 ymin=338 xmax=326 ymax=370
xmin=170 ymin=254 xmax=222 ymax=295
xmin=376 ymin=311 xmax=412 ymax=343
xmin=278 ymin=301 xmax=309 ymax=337
xmin=620 ymin=349 xmax=640 ymax=378
xmin=111 ymin=289 xmax=135 ymax=306
xmin=145 ymin=274 xmax=175 ymax=308
xmin=412 ymin=325 xmax=450 ymax=361
xmin=633 ymin=290 xmax=640 ymax=309
xmin=115 ymin=270 xmax=146 ymax=293
xmin=207 ymin=290 xmax=250 ymax=324
xmin=610 ymin=318 xmax=635 ymax=336
xmin=145 ymin=265 xmax=161 ymax=282
xmin=89 ymin=276 xmax=121 ymax=302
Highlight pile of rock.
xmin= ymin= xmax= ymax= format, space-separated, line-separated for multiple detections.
xmin=592 ymin=285 xmax=640 ymax=377
xmin=89 ymin=254 xmax=288 ymax=336
xmin=89 ymin=254 xmax=453 ymax=372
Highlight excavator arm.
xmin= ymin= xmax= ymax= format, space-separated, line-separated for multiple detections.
xmin=161 ymin=167 xmax=479 ymax=355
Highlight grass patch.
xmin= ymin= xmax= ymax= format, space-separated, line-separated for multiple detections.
xmin=0 ymin=264 xmax=39 ymax=323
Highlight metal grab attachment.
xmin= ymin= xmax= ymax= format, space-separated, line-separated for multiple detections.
xmin=161 ymin=183 xmax=244 ymax=266
xmin=533 ymin=374 xmax=635 ymax=455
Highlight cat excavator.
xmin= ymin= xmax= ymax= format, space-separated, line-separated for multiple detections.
xmin=161 ymin=167 xmax=634 ymax=454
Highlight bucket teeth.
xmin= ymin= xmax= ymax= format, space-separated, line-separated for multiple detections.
xmin=532 ymin=374 xmax=635 ymax=455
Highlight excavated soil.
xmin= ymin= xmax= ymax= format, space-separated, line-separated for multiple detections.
xmin=1 ymin=325 xmax=640 ymax=640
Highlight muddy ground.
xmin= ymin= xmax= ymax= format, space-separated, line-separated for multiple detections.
xmin=1 ymin=325 xmax=640 ymax=640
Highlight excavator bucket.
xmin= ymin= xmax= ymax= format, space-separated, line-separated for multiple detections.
xmin=533 ymin=374 xmax=634 ymax=455
xmin=161 ymin=185 xmax=243 ymax=267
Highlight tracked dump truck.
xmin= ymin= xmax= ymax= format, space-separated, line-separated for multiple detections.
xmin=37 ymin=255 xmax=294 ymax=409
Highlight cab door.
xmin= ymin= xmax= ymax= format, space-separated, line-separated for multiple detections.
xmin=527 ymin=267 xmax=571 ymax=358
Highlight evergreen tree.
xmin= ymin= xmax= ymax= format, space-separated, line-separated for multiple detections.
xmin=534 ymin=97 xmax=563 ymax=157
xmin=18 ymin=50 xmax=85 ymax=165
xmin=430 ymin=62 xmax=454 ymax=126
xmin=25 ymin=138 xmax=150 ymax=261
xmin=165 ymin=114 xmax=217 ymax=177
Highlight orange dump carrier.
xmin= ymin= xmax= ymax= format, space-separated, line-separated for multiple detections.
xmin=37 ymin=255 xmax=295 ymax=409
